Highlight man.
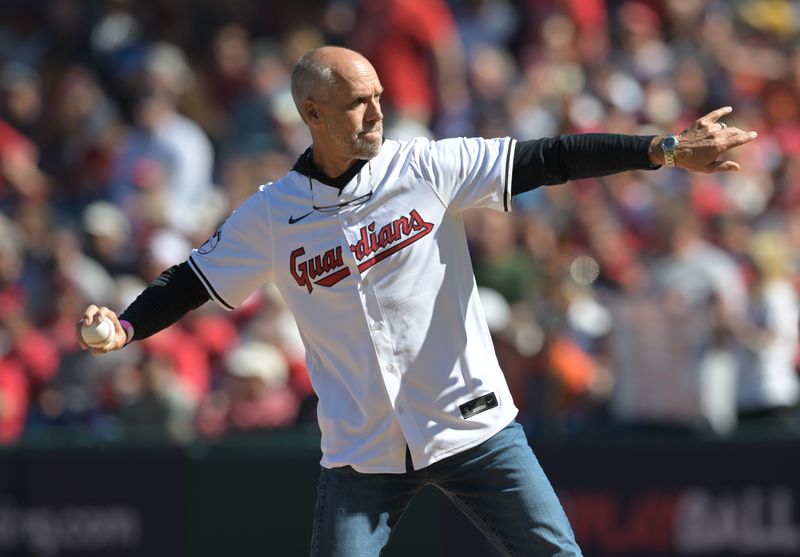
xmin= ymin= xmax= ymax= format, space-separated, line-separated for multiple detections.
xmin=78 ymin=46 xmax=756 ymax=556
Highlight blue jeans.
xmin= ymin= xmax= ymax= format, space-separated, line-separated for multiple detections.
xmin=309 ymin=420 xmax=582 ymax=556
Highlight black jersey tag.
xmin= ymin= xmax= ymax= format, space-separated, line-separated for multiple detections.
xmin=459 ymin=393 xmax=498 ymax=419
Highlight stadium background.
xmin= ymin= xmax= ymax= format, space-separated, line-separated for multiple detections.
xmin=1 ymin=0 xmax=800 ymax=555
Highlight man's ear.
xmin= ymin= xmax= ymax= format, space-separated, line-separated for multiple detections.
xmin=302 ymin=99 xmax=321 ymax=125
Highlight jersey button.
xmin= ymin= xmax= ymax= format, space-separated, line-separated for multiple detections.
xmin=371 ymin=322 xmax=382 ymax=331
xmin=397 ymin=406 xmax=405 ymax=414
xmin=361 ymin=278 xmax=369 ymax=287
xmin=386 ymin=363 xmax=396 ymax=373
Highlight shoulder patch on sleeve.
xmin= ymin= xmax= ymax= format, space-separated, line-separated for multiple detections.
xmin=197 ymin=228 xmax=222 ymax=255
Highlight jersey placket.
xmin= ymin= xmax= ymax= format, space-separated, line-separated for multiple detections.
xmin=337 ymin=207 xmax=421 ymax=463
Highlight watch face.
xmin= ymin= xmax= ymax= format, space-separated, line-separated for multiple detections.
xmin=662 ymin=136 xmax=678 ymax=150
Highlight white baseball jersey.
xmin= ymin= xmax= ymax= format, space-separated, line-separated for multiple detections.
xmin=190 ymin=137 xmax=519 ymax=473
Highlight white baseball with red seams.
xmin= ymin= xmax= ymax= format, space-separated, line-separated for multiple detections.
xmin=81 ymin=316 xmax=114 ymax=347
xmin=189 ymin=137 xmax=519 ymax=473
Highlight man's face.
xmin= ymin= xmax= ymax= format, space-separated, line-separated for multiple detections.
xmin=316 ymin=61 xmax=384 ymax=161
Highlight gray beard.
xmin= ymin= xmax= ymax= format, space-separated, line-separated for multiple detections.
xmin=353 ymin=137 xmax=382 ymax=159
xmin=352 ymin=122 xmax=383 ymax=159
xmin=325 ymin=119 xmax=383 ymax=160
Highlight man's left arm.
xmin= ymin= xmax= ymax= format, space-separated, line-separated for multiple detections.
xmin=513 ymin=106 xmax=758 ymax=195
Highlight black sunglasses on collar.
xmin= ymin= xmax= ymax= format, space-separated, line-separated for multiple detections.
xmin=306 ymin=151 xmax=374 ymax=213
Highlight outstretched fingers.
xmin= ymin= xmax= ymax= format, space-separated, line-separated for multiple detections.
xmin=700 ymin=106 xmax=733 ymax=125
xmin=676 ymin=108 xmax=757 ymax=173
xmin=719 ymin=128 xmax=758 ymax=152
xmin=701 ymin=129 xmax=757 ymax=173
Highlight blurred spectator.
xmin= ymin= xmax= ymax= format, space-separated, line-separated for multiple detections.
xmin=0 ymin=119 xmax=47 ymax=205
xmin=467 ymin=44 xmax=518 ymax=139
xmin=0 ymin=289 xmax=59 ymax=399
xmin=0 ymin=357 xmax=27 ymax=444
xmin=112 ymin=354 xmax=196 ymax=442
xmin=468 ymin=209 xmax=540 ymax=304
xmin=205 ymin=25 xmax=253 ymax=114
xmin=110 ymin=57 xmax=220 ymax=238
xmin=349 ymin=0 xmax=472 ymax=136
xmin=0 ymin=62 xmax=42 ymax=141
xmin=38 ymin=66 xmax=122 ymax=207
xmin=607 ymin=205 xmax=744 ymax=434
xmin=226 ymin=41 xmax=295 ymax=156
xmin=139 ymin=323 xmax=211 ymax=408
xmin=453 ymin=0 xmax=520 ymax=57
xmin=53 ymin=226 xmax=117 ymax=309
xmin=82 ymin=200 xmax=136 ymax=276
xmin=735 ymin=231 xmax=800 ymax=419
xmin=196 ymin=340 xmax=299 ymax=437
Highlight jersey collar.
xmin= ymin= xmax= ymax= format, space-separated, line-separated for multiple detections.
xmin=292 ymin=141 xmax=383 ymax=191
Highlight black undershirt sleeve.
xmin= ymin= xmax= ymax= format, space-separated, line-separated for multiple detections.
xmin=511 ymin=134 xmax=658 ymax=196
xmin=119 ymin=261 xmax=211 ymax=341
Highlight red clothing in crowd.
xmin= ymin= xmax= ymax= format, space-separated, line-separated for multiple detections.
xmin=0 ymin=119 xmax=36 ymax=197
xmin=0 ymin=359 xmax=28 ymax=443
xmin=350 ymin=0 xmax=458 ymax=119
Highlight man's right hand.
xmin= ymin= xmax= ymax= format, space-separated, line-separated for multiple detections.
xmin=76 ymin=305 xmax=128 ymax=354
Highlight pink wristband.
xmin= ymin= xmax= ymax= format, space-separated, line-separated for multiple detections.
xmin=119 ymin=319 xmax=134 ymax=345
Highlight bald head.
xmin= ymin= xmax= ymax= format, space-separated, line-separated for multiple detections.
xmin=290 ymin=46 xmax=374 ymax=122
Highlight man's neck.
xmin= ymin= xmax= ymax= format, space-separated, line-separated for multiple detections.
xmin=311 ymin=148 xmax=358 ymax=179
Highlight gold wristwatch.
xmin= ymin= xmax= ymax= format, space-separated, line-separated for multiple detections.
xmin=660 ymin=135 xmax=679 ymax=167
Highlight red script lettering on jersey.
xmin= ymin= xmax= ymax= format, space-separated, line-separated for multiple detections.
xmin=290 ymin=209 xmax=434 ymax=293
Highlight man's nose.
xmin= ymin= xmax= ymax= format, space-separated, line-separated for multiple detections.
xmin=366 ymin=98 xmax=382 ymax=123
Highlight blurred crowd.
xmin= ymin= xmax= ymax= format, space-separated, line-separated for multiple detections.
xmin=1 ymin=0 xmax=799 ymax=444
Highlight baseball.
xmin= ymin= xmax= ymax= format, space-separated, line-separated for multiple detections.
xmin=80 ymin=316 xmax=115 ymax=347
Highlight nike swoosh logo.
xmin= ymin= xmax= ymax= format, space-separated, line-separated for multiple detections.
xmin=288 ymin=211 xmax=313 ymax=225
